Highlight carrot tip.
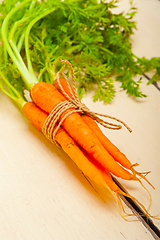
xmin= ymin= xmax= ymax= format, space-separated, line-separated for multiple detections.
xmin=115 ymin=191 xmax=160 ymax=221
xmin=130 ymin=165 xmax=155 ymax=189
xmin=131 ymin=163 xmax=139 ymax=168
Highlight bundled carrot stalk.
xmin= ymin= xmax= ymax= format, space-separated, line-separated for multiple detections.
xmin=24 ymin=59 xmax=156 ymax=219
xmin=0 ymin=62 xmax=158 ymax=220
xmin=0 ymin=0 xmax=159 ymax=221
xmin=52 ymin=61 xmax=154 ymax=187
xmin=23 ymin=86 xmax=152 ymax=221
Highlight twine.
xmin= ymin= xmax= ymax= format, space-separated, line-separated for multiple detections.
xmin=42 ymin=59 xmax=132 ymax=146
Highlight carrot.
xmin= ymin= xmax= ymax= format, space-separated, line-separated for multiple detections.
xmin=53 ymin=77 xmax=132 ymax=169
xmin=23 ymin=101 xmax=157 ymax=221
xmin=82 ymin=114 xmax=132 ymax=169
xmin=22 ymin=101 xmax=122 ymax=192
xmin=53 ymin=77 xmax=154 ymax=189
xmin=53 ymin=77 xmax=75 ymax=100
xmin=30 ymin=82 xmax=136 ymax=181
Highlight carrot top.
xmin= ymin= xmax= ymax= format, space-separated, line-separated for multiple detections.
xmin=0 ymin=0 xmax=160 ymax=103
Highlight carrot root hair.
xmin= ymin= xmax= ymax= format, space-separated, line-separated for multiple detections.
xmin=117 ymin=191 xmax=160 ymax=221
xmin=102 ymin=184 xmax=132 ymax=221
xmin=137 ymin=178 xmax=153 ymax=212
xmin=116 ymin=193 xmax=139 ymax=222
xmin=104 ymin=177 xmax=159 ymax=221
xmin=130 ymin=163 xmax=155 ymax=189
xmin=106 ymin=188 xmax=140 ymax=222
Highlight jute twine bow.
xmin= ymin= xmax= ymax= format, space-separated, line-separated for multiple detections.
xmin=42 ymin=59 xmax=132 ymax=146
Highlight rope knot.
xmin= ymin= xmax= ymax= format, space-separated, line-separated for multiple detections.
xmin=76 ymin=101 xmax=90 ymax=113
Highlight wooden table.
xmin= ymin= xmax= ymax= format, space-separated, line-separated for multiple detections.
xmin=0 ymin=1 xmax=160 ymax=239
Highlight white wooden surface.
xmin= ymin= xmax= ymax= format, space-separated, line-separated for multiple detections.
xmin=0 ymin=1 xmax=160 ymax=239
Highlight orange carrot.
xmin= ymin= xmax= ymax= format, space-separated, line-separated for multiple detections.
xmin=53 ymin=77 xmax=75 ymax=99
xmin=53 ymin=77 xmax=154 ymax=189
xmin=23 ymin=101 xmax=157 ymax=220
xmin=53 ymin=77 xmax=132 ymax=170
xmin=30 ymin=82 xmax=136 ymax=181
xmin=82 ymin=114 xmax=132 ymax=169
xmin=22 ymin=101 xmax=122 ymax=192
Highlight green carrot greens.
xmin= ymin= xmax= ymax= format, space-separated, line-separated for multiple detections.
xmin=0 ymin=0 xmax=160 ymax=103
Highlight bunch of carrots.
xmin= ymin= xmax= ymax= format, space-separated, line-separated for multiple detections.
xmin=1 ymin=58 xmax=157 ymax=220
xmin=22 ymin=64 xmax=156 ymax=220
xmin=0 ymin=0 xmax=159 ymax=221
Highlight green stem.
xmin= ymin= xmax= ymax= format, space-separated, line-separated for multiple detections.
xmin=25 ymin=7 xmax=56 ymax=75
xmin=28 ymin=0 xmax=37 ymax=10
xmin=47 ymin=58 xmax=63 ymax=82
xmin=10 ymin=0 xmax=38 ymax=53
xmin=9 ymin=39 xmax=29 ymax=71
xmin=1 ymin=0 xmax=38 ymax=90
xmin=17 ymin=31 xmax=26 ymax=52
xmin=100 ymin=46 xmax=114 ymax=55
xmin=9 ymin=17 xmax=30 ymax=46
xmin=38 ymin=67 xmax=47 ymax=81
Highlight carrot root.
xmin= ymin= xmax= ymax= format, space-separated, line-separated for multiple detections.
xmin=130 ymin=164 xmax=155 ymax=189
xmin=121 ymin=192 xmax=160 ymax=220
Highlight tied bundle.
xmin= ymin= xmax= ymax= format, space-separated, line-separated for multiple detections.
xmin=42 ymin=60 xmax=132 ymax=147
xmin=1 ymin=0 xmax=159 ymax=221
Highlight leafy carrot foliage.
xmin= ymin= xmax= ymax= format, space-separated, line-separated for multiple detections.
xmin=0 ymin=0 xmax=159 ymax=103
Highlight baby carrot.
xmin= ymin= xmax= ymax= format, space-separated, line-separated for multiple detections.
xmin=53 ymin=77 xmax=155 ymax=189
xmin=30 ymin=82 xmax=136 ymax=180
xmin=22 ymin=101 xmax=122 ymax=192
xmin=81 ymin=114 xmax=132 ymax=169
xmin=23 ymin=101 xmax=156 ymax=219
xmin=53 ymin=77 xmax=132 ymax=169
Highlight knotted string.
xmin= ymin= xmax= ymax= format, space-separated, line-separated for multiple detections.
xmin=42 ymin=59 xmax=132 ymax=146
